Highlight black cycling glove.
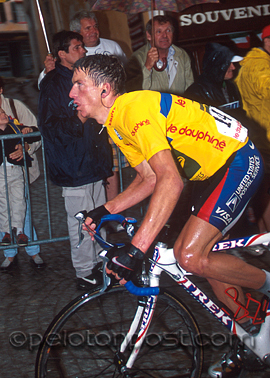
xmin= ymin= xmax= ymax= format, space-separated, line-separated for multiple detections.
xmin=107 ymin=243 xmax=144 ymax=281
xmin=86 ymin=205 xmax=110 ymax=227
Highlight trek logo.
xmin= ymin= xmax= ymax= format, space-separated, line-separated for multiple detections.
xmin=226 ymin=193 xmax=241 ymax=213
xmin=213 ymin=207 xmax=232 ymax=225
xmin=179 ymin=277 xmax=233 ymax=326
xmin=212 ymin=238 xmax=245 ymax=251
xmin=141 ymin=296 xmax=155 ymax=329
xmin=179 ymin=126 xmax=226 ymax=151
xmin=131 ymin=119 xmax=151 ymax=136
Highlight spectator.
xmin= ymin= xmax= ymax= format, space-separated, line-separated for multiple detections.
xmin=38 ymin=31 xmax=113 ymax=290
xmin=236 ymin=25 xmax=270 ymax=233
xmin=125 ymin=15 xmax=194 ymax=94
xmin=0 ymin=109 xmax=40 ymax=264
xmin=184 ymin=43 xmax=243 ymax=109
xmin=0 ymin=77 xmax=44 ymax=271
xmin=69 ymin=10 xmax=127 ymax=65
xmin=39 ymin=10 xmax=129 ymax=204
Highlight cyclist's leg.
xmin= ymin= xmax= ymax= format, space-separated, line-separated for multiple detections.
xmin=174 ymin=142 xmax=267 ymax=311
xmin=174 ymin=215 xmax=265 ymax=290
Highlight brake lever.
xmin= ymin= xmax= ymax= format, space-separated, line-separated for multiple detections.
xmin=75 ymin=211 xmax=87 ymax=248
xmin=74 ymin=211 xmax=115 ymax=250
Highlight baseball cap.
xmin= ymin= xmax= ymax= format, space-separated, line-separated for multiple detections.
xmin=262 ymin=25 xmax=270 ymax=39
xmin=231 ymin=55 xmax=243 ymax=63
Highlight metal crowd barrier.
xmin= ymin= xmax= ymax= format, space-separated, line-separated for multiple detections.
xmin=0 ymin=132 xmax=128 ymax=251
xmin=0 ymin=132 xmax=68 ymax=250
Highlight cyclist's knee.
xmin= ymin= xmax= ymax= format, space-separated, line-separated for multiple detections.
xmin=174 ymin=246 xmax=208 ymax=276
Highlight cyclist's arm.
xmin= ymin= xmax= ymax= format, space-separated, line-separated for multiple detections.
xmin=131 ymin=149 xmax=183 ymax=253
xmin=84 ymin=157 xmax=156 ymax=235
xmin=106 ymin=149 xmax=183 ymax=253
xmin=105 ymin=158 xmax=157 ymax=212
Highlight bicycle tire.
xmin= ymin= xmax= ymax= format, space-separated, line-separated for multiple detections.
xmin=36 ymin=285 xmax=203 ymax=378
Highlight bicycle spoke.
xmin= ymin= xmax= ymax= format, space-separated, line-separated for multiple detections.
xmin=36 ymin=286 xmax=203 ymax=378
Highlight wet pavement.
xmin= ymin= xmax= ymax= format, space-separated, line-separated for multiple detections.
xmin=1 ymin=77 xmax=270 ymax=377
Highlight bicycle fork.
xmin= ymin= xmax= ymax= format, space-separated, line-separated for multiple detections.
xmin=115 ymin=243 xmax=174 ymax=374
xmin=117 ymin=294 xmax=158 ymax=374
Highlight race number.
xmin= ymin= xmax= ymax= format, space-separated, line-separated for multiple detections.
xmin=209 ymin=106 xmax=248 ymax=142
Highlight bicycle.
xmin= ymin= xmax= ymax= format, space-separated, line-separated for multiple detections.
xmin=35 ymin=212 xmax=270 ymax=378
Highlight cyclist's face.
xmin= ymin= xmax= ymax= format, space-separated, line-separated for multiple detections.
xmin=70 ymin=68 xmax=103 ymax=120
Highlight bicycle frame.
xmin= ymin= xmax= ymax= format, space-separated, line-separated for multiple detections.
xmin=76 ymin=212 xmax=270 ymax=371
xmin=105 ymin=232 xmax=270 ymax=371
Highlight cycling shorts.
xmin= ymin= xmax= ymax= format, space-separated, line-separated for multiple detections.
xmin=191 ymin=140 xmax=264 ymax=235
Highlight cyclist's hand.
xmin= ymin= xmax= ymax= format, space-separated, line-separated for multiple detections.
xmin=83 ymin=205 xmax=110 ymax=239
xmin=106 ymin=243 xmax=144 ymax=284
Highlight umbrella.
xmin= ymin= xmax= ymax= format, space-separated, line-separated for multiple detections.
xmin=35 ymin=0 xmax=51 ymax=53
xmin=92 ymin=0 xmax=219 ymax=70
xmin=92 ymin=0 xmax=219 ymax=14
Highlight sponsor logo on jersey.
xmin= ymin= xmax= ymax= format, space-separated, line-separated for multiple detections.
xmin=226 ymin=193 xmax=241 ymax=213
xmin=114 ymin=129 xmax=123 ymax=140
xmin=249 ymin=141 xmax=255 ymax=149
xmin=213 ymin=207 xmax=232 ymax=225
xmin=108 ymin=106 xmax=116 ymax=126
xmin=174 ymin=97 xmax=186 ymax=107
xmin=234 ymin=156 xmax=261 ymax=199
xmin=179 ymin=126 xmax=226 ymax=151
xmin=131 ymin=119 xmax=151 ymax=136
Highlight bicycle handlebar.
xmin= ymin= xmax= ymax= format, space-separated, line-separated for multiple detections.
xmin=75 ymin=212 xmax=160 ymax=296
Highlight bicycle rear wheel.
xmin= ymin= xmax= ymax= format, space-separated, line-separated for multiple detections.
xmin=36 ymin=285 xmax=203 ymax=378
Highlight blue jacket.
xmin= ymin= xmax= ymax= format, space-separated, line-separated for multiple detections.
xmin=38 ymin=62 xmax=112 ymax=187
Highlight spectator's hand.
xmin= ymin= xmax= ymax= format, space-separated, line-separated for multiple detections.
xmin=145 ymin=47 xmax=159 ymax=71
xmin=21 ymin=127 xmax=33 ymax=134
xmin=44 ymin=54 xmax=56 ymax=74
xmin=24 ymin=142 xmax=30 ymax=153
xmin=106 ymin=243 xmax=144 ymax=285
xmin=9 ymin=144 xmax=23 ymax=161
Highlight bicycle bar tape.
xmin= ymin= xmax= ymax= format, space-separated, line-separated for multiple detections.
xmin=125 ymin=281 xmax=160 ymax=296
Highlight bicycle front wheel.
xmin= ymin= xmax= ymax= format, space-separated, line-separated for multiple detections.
xmin=36 ymin=285 xmax=203 ymax=378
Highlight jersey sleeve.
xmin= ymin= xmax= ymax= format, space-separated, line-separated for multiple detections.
xmin=109 ymin=93 xmax=171 ymax=167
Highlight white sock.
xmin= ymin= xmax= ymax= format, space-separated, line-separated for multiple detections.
xmin=258 ymin=269 xmax=270 ymax=297
xmin=16 ymin=228 xmax=23 ymax=235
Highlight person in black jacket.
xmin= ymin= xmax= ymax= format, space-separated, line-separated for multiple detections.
xmin=38 ymin=31 xmax=113 ymax=289
xmin=184 ymin=42 xmax=243 ymax=109
xmin=0 ymin=109 xmax=39 ymax=248
xmin=184 ymin=43 xmax=266 ymax=248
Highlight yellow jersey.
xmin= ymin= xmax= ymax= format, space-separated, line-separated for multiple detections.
xmin=105 ymin=91 xmax=248 ymax=181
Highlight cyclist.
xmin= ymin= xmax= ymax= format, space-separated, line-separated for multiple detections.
xmin=70 ymin=54 xmax=270 ymax=378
